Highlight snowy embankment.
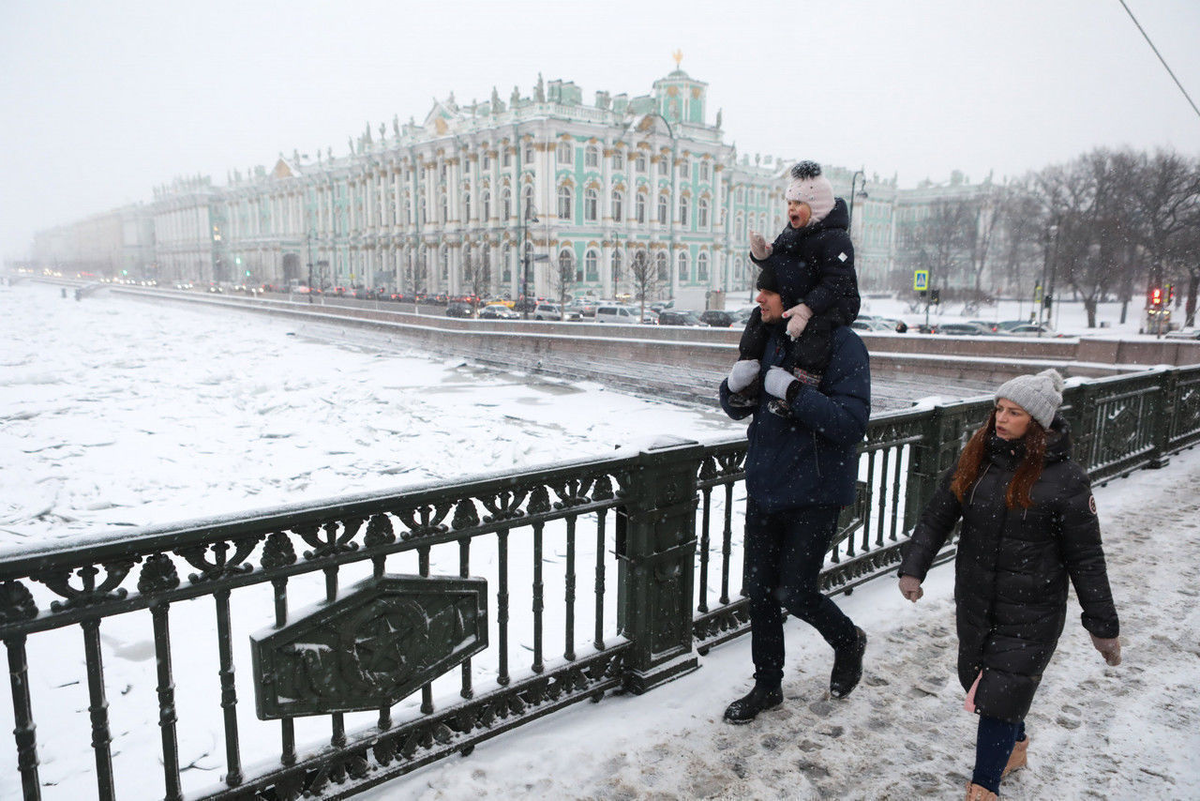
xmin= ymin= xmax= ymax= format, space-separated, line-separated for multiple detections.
xmin=372 ymin=451 xmax=1200 ymax=801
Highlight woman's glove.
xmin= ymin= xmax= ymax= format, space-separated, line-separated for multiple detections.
xmin=784 ymin=303 xmax=814 ymax=340
xmin=727 ymin=359 xmax=760 ymax=393
xmin=1091 ymin=634 xmax=1122 ymax=666
xmin=898 ymin=575 xmax=924 ymax=603
xmin=749 ymin=231 xmax=773 ymax=261
xmin=764 ymin=366 xmax=796 ymax=400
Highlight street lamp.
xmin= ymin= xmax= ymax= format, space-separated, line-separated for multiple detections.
xmin=520 ymin=200 xmax=539 ymax=319
xmin=847 ymin=169 xmax=868 ymax=229
xmin=1039 ymin=221 xmax=1059 ymax=337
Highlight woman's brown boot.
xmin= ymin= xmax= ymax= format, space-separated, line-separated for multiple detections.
xmin=1002 ymin=736 xmax=1029 ymax=778
xmin=965 ymin=782 xmax=998 ymax=800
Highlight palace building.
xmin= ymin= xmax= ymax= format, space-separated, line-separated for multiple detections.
xmin=34 ymin=63 xmax=902 ymax=306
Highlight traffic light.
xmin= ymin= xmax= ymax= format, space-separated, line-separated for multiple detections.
xmin=1043 ymin=294 xmax=1053 ymax=310
xmin=930 ymin=289 xmax=940 ymax=305
xmin=1150 ymin=287 xmax=1163 ymax=307
xmin=1166 ymin=283 xmax=1175 ymax=304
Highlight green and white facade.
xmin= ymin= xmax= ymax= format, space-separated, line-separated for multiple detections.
xmin=33 ymin=67 xmax=911 ymax=302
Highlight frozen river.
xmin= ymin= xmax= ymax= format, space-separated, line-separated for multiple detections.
xmin=0 ymin=281 xmax=743 ymax=549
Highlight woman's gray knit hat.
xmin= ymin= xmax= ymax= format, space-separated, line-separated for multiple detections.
xmin=995 ymin=368 xmax=1065 ymax=429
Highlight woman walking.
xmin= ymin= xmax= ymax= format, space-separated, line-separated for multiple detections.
xmin=896 ymin=369 xmax=1122 ymax=800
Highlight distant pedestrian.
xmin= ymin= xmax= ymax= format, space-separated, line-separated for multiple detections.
xmin=718 ymin=264 xmax=871 ymax=724
xmin=897 ymin=369 xmax=1121 ymax=800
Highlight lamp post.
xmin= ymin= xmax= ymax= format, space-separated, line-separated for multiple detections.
xmin=520 ymin=200 xmax=540 ymax=319
xmin=847 ymin=169 xmax=867 ymax=229
xmin=1039 ymin=221 xmax=1059 ymax=337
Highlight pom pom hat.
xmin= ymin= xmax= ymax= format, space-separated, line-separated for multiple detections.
xmin=785 ymin=161 xmax=836 ymax=224
xmin=994 ymin=368 xmax=1065 ymax=430
xmin=755 ymin=264 xmax=780 ymax=294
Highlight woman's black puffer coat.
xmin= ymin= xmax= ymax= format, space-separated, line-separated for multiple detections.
xmin=898 ymin=416 xmax=1119 ymax=723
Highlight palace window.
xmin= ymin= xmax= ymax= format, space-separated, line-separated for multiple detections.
xmin=502 ymin=244 xmax=512 ymax=282
xmin=613 ymin=150 xmax=624 ymax=171
xmin=636 ymin=192 xmax=646 ymax=223
xmin=482 ymin=152 xmax=490 ymax=170
xmin=585 ymin=145 xmax=599 ymax=168
xmin=482 ymin=191 xmax=491 ymax=221
xmin=679 ymin=158 xmax=689 ymax=179
xmin=636 ymin=153 xmax=647 ymax=173
xmin=700 ymin=161 xmax=710 ymax=181
xmin=557 ymin=185 xmax=573 ymax=220
xmin=585 ymin=249 xmax=598 ymax=282
xmin=464 ymin=189 xmax=471 ymax=221
xmin=611 ymin=190 xmax=623 ymax=221
xmin=523 ymin=186 xmax=535 ymax=219
xmin=524 ymin=142 xmax=534 ymax=163
xmin=679 ymin=195 xmax=689 ymax=227
xmin=698 ymin=252 xmax=709 ymax=281
xmin=677 ymin=250 xmax=688 ymax=282
xmin=698 ymin=198 xmax=709 ymax=229
xmin=502 ymin=188 xmax=512 ymax=220
xmin=657 ymin=195 xmax=668 ymax=226
xmin=656 ymin=252 xmax=668 ymax=282
xmin=611 ymin=249 xmax=622 ymax=283
xmin=503 ymin=149 xmax=512 ymax=167
xmin=557 ymin=141 xmax=573 ymax=164
xmin=584 ymin=188 xmax=598 ymax=222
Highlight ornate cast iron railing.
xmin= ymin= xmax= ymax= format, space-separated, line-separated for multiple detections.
xmin=3 ymin=365 xmax=1199 ymax=799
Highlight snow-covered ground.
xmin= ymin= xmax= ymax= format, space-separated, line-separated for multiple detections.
xmin=372 ymin=450 xmax=1200 ymax=800
xmin=2 ymin=281 xmax=1197 ymax=800
xmin=0 ymin=282 xmax=741 ymax=548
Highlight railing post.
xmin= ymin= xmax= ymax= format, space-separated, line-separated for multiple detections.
xmin=903 ymin=404 xmax=944 ymax=535
xmin=1063 ymin=377 xmax=1096 ymax=474
xmin=1148 ymin=368 xmax=1178 ymax=469
xmin=616 ymin=436 xmax=703 ymax=694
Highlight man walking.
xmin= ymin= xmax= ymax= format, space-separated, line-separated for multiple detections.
xmin=718 ymin=264 xmax=871 ymax=723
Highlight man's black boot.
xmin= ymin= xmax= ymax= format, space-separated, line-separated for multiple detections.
xmin=723 ymin=684 xmax=783 ymax=724
xmin=829 ymin=627 xmax=867 ymax=699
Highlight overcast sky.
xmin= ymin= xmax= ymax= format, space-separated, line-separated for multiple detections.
xmin=1 ymin=0 xmax=1197 ymax=259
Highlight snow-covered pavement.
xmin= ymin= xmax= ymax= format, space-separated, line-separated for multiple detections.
xmin=373 ymin=449 xmax=1200 ymax=800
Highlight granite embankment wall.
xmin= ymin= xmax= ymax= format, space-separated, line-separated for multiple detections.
xmin=98 ymin=286 xmax=1200 ymax=383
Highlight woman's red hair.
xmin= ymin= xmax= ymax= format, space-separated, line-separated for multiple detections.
xmin=950 ymin=409 xmax=1048 ymax=509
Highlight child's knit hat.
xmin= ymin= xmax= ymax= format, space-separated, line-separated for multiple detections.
xmin=785 ymin=161 xmax=835 ymax=224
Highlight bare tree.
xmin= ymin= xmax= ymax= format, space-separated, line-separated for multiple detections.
xmin=627 ymin=250 xmax=662 ymax=323
xmin=1033 ymin=150 xmax=1136 ymax=328
xmin=896 ymin=200 xmax=974 ymax=297
xmin=1128 ymin=149 xmax=1200 ymax=325
xmin=551 ymin=250 xmax=577 ymax=313
xmin=461 ymin=250 xmax=490 ymax=316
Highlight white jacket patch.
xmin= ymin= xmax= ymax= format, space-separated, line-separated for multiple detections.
xmin=838 ymin=252 xmax=848 ymax=262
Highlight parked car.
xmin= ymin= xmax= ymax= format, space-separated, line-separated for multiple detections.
xmin=594 ymin=304 xmax=641 ymax=324
xmin=569 ymin=297 xmax=598 ymax=317
xmin=650 ymin=300 xmax=676 ymax=313
xmin=534 ymin=303 xmax=582 ymax=322
xmin=446 ymin=302 xmax=473 ymax=318
xmin=1001 ymin=324 xmax=1058 ymax=337
xmin=994 ymin=319 xmax=1033 ymax=332
xmin=657 ymin=310 xmax=705 ymax=327
xmin=937 ymin=322 xmax=992 ymax=336
xmin=850 ymin=318 xmax=895 ymax=333
xmin=699 ymin=309 xmax=738 ymax=327
xmin=479 ymin=304 xmax=519 ymax=320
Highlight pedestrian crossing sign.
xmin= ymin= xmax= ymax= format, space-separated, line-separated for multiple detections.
xmin=913 ymin=270 xmax=929 ymax=291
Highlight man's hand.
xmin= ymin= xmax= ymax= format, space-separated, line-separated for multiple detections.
xmin=1091 ymin=634 xmax=1122 ymax=666
xmin=783 ymin=303 xmax=813 ymax=340
xmin=764 ymin=366 xmax=796 ymax=400
xmin=749 ymin=231 xmax=773 ymax=261
xmin=898 ymin=575 xmax=923 ymax=603
xmin=727 ymin=359 xmax=760 ymax=393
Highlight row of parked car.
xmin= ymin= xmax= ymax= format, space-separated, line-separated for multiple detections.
xmin=850 ymin=315 xmax=1058 ymax=336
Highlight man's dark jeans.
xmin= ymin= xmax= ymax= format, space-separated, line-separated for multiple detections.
xmin=744 ymin=499 xmax=857 ymax=687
